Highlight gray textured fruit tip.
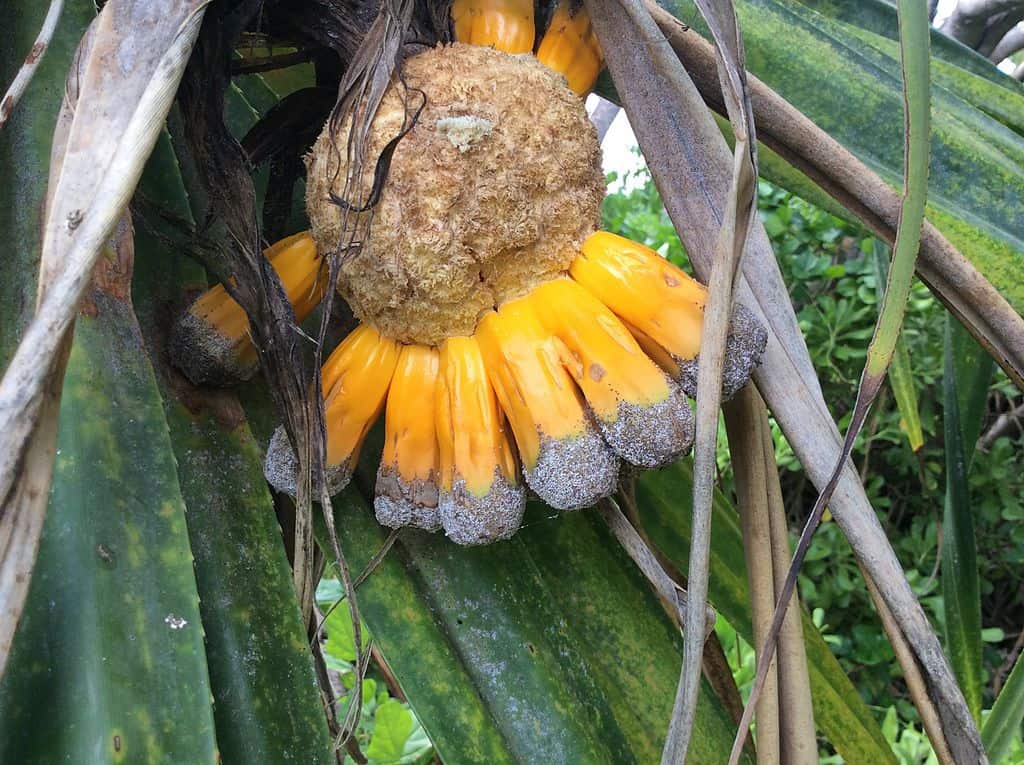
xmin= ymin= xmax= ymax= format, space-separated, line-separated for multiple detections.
xmin=263 ymin=425 xmax=352 ymax=498
xmin=374 ymin=464 xmax=441 ymax=531
xmin=675 ymin=302 xmax=769 ymax=401
xmin=597 ymin=382 xmax=695 ymax=468
xmin=169 ymin=310 xmax=257 ymax=387
xmin=525 ymin=428 xmax=619 ymax=511
xmin=439 ymin=472 xmax=526 ymax=545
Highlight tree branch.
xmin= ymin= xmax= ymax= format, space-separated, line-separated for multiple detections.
xmin=978 ymin=400 xmax=1024 ymax=450
xmin=989 ymin=22 xmax=1024 ymax=59
xmin=940 ymin=0 xmax=1024 ymax=48
xmin=977 ymin=10 xmax=1024 ymax=56
xmin=0 ymin=0 xmax=64 ymax=131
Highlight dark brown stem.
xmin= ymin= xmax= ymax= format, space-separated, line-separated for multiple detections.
xmin=859 ymin=387 xmax=889 ymax=484
xmin=978 ymin=400 xmax=1024 ymax=450
xmin=371 ymin=644 xmax=406 ymax=702
xmin=231 ymin=49 xmax=313 ymax=74
xmin=0 ymin=0 xmax=64 ymax=131
xmin=992 ymin=629 xmax=1024 ymax=697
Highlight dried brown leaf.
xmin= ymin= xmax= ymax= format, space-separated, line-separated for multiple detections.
xmin=0 ymin=0 xmax=209 ymax=677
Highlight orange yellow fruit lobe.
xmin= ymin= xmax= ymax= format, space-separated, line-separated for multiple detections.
xmin=475 ymin=295 xmax=592 ymax=470
xmin=189 ymin=285 xmax=254 ymax=354
xmin=436 ymin=336 xmax=519 ymax=496
xmin=451 ymin=0 xmax=535 ymax=52
xmin=572 ymin=231 xmax=707 ymax=362
xmin=623 ymin=319 xmax=682 ymax=379
xmin=265 ymin=230 xmax=315 ymax=258
xmin=322 ymin=325 xmax=401 ymax=468
xmin=270 ymin=232 xmax=327 ymax=319
xmin=382 ymin=345 xmax=440 ymax=482
xmin=536 ymin=0 xmax=603 ymax=95
xmin=172 ymin=231 xmax=325 ymax=385
xmin=531 ymin=277 xmax=672 ymax=421
xmin=190 ymin=232 xmax=324 ymax=346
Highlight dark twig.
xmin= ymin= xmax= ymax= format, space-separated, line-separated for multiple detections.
xmin=978 ymin=400 xmax=1024 ymax=450
xmin=312 ymin=528 xmax=401 ymax=662
xmin=231 ymin=49 xmax=314 ymax=74
xmin=312 ymin=2 xmax=418 ymax=749
xmin=354 ymin=528 xmax=401 ymax=588
xmin=371 ymin=643 xmax=406 ymax=702
xmin=993 ymin=629 xmax=1024 ymax=697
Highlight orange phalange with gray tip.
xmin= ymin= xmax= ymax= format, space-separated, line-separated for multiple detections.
xmin=173 ymin=231 xmax=325 ymax=384
xmin=475 ymin=295 xmax=618 ymax=510
xmin=571 ymin=231 xmax=768 ymax=400
xmin=571 ymin=231 xmax=707 ymax=362
xmin=436 ymin=336 xmax=526 ymax=545
xmin=622 ymin=319 xmax=682 ymax=379
xmin=531 ymin=277 xmax=695 ymax=468
xmin=535 ymin=0 xmax=603 ymax=95
xmin=262 ymin=324 xmax=400 ymax=498
xmin=451 ymin=0 xmax=535 ymax=53
xmin=323 ymin=325 xmax=401 ymax=470
xmin=375 ymin=345 xmax=442 ymax=532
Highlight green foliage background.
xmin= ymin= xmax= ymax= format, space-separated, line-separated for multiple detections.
xmin=3 ymin=1 xmax=1024 ymax=762
xmin=604 ymin=165 xmax=1024 ymax=762
xmin=317 ymin=167 xmax=1024 ymax=763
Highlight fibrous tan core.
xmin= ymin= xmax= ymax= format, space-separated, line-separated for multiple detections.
xmin=306 ymin=43 xmax=605 ymax=346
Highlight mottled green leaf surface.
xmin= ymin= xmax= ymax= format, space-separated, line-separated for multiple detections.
xmin=131 ymin=136 xmax=335 ymax=764
xmin=664 ymin=0 xmax=1024 ymax=315
xmin=632 ymin=462 xmax=897 ymax=765
xmin=795 ymin=0 xmax=1023 ymax=92
xmin=313 ymin=450 xmax=747 ymax=765
xmin=0 ymin=3 xmax=216 ymax=762
xmin=826 ymin=19 xmax=1024 ymax=138
xmin=0 ymin=281 xmax=219 ymax=763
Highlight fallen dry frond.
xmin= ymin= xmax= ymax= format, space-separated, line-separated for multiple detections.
xmin=0 ymin=0 xmax=209 ymax=676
